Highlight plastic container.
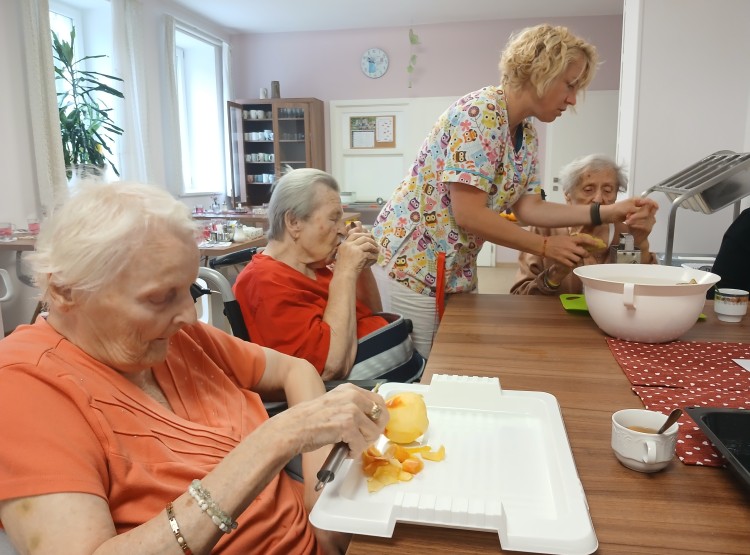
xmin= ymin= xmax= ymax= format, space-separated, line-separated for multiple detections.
xmin=685 ymin=407 xmax=750 ymax=493
xmin=310 ymin=375 xmax=598 ymax=555
xmin=573 ymin=264 xmax=720 ymax=343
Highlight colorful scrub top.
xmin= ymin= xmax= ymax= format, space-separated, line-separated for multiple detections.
xmin=372 ymin=86 xmax=542 ymax=296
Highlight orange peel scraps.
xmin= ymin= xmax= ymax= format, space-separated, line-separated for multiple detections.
xmin=362 ymin=443 xmax=446 ymax=492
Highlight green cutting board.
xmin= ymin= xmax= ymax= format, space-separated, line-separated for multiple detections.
xmin=560 ymin=293 xmax=706 ymax=320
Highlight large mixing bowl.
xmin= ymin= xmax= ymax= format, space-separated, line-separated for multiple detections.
xmin=573 ymin=264 xmax=720 ymax=343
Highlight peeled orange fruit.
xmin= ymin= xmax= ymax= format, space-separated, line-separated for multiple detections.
xmin=384 ymin=392 xmax=429 ymax=444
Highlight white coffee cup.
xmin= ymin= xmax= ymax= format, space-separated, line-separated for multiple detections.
xmin=714 ymin=288 xmax=749 ymax=323
xmin=611 ymin=409 xmax=678 ymax=473
xmin=259 ymin=88 xmax=268 ymax=99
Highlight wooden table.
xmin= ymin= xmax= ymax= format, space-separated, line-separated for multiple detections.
xmin=0 ymin=237 xmax=36 ymax=252
xmin=0 ymin=234 xmax=266 ymax=266
xmin=347 ymin=295 xmax=750 ymax=555
xmin=198 ymin=235 xmax=266 ymax=263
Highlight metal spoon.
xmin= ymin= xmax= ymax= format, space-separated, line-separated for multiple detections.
xmin=657 ymin=408 xmax=683 ymax=434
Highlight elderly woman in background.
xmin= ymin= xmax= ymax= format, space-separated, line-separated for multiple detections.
xmin=511 ymin=154 xmax=657 ymax=295
xmin=0 ymin=182 xmax=386 ymax=555
xmin=372 ymin=24 xmax=658 ymax=358
xmin=234 ymin=169 xmax=420 ymax=383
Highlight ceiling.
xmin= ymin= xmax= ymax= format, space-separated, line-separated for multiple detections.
xmin=169 ymin=0 xmax=624 ymax=34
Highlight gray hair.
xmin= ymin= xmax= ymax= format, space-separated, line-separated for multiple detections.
xmin=558 ymin=154 xmax=628 ymax=195
xmin=30 ymin=181 xmax=200 ymax=301
xmin=267 ymin=168 xmax=340 ymax=241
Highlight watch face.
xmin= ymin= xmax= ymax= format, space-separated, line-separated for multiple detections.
xmin=361 ymin=48 xmax=389 ymax=79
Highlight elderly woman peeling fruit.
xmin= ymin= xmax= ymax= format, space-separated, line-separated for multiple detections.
xmin=511 ymin=154 xmax=658 ymax=295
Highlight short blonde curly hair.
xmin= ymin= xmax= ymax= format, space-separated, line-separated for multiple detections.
xmin=500 ymin=24 xmax=599 ymax=97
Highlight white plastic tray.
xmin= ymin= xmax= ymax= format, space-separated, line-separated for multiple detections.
xmin=309 ymin=375 xmax=597 ymax=555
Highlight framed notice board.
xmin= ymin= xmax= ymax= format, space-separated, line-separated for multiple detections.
xmin=349 ymin=115 xmax=396 ymax=149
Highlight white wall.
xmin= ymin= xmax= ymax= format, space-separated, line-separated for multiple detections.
xmin=619 ymin=0 xmax=750 ymax=258
xmin=543 ymin=90 xmax=619 ymax=203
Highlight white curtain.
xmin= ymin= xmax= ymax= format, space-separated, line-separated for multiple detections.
xmin=163 ymin=15 xmax=185 ymax=194
xmin=111 ymin=0 xmax=152 ymax=183
xmin=222 ymin=40 xmax=233 ymax=197
xmin=20 ymin=0 xmax=68 ymax=212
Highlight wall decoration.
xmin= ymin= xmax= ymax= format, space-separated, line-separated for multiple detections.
xmin=407 ymin=28 xmax=421 ymax=89
xmin=349 ymin=115 xmax=396 ymax=149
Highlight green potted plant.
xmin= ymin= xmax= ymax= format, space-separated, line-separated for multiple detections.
xmin=52 ymin=27 xmax=124 ymax=178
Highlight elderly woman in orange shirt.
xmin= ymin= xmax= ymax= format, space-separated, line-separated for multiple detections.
xmin=0 ymin=181 xmax=386 ymax=555
xmin=511 ymin=153 xmax=657 ymax=295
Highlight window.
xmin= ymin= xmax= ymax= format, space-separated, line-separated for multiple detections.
xmin=49 ymin=4 xmax=81 ymax=112
xmin=174 ymin=25 xmax=228 ymax=195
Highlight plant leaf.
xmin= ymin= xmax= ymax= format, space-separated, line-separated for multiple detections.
xmin=410 ymin=54 xmax=417 ymax=65
xmin=409 ymin=28 xmax=420 ymax=45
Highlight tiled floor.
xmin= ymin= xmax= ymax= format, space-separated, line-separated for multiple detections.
xmin=477 ymin=263 xmax=519 ymax=294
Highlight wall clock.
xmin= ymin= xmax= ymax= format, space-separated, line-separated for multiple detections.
xmin=361 ymin=48 xmax=389 ymax=79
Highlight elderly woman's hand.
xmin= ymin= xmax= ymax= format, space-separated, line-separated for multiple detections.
xmin=625 ymin=201 xmax=657 ymax=247
xmin=275 ymin=383 xmax=387 ymax=457
xmin=603 ymin=197 xmax=659 ymax=225
xmin=336 ymin=232 xmax=379 ymax=273
xmin=543 ymin=234 xmax=597 ymax=268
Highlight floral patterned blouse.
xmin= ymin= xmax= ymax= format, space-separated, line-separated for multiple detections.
xmin=372 ymin=86 xmax=542 ymax=296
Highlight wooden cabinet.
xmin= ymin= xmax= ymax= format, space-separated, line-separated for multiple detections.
xmin=227 ymin=97 xmax=325 ymax=206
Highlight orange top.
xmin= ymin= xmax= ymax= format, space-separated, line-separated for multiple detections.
xmin=234 ymin=252 xmax=388 ymax=372
xmin=0 ymin=318 xmax=321 ymax=555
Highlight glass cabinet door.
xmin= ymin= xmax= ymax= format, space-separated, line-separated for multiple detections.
xmin=242 ymin=102 xmax=275 ymax=206
xmin=227 ymin=101 xmax=246 ymax=203
xmin=276 ymin=103 xmax=311 ymax=173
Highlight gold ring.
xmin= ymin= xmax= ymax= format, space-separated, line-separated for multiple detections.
xmin=368 ymin=403 xmax=382 ymax=421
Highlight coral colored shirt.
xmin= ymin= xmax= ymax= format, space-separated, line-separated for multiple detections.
xmin=234 ymin=253 xmax=388 ymax=372
xmin=0 ymin=318 xmax=321 ymax=555
xmin=372 ymin=86 xmax=542 ymax=296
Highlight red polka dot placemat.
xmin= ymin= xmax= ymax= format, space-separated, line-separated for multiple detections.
xmin=607 ymin=339 xmax=750 ymax=466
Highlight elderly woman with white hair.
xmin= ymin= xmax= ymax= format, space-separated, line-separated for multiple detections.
xmin=511 ymin=153 xmax=657 ymax=295
xmin=234 ymin=169 xmax=421 ymax=383
xmin=0 ymin=181 xmax=387 ymax=555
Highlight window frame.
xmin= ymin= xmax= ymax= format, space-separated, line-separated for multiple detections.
xmin=172 ymin=21 xmax=229 ymax=197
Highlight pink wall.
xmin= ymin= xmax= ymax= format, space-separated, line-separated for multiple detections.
xmin=230 ymin=15 xmax=622 ymax=102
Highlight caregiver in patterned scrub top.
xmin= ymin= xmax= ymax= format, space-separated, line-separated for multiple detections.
xmin=371 ymin=24 xmax=658 ymax=358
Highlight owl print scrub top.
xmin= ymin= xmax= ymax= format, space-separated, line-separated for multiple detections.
xmin=372 ymin=86 xmax=542 ymax=297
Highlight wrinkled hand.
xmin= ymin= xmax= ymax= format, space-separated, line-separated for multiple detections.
xmin=607 ymin=197 xmax=659 ymax=225
xmin=624 ymin=202 xmax=657 ymax=247
xmin=543 ymin=234 xmax=599 ymax=268
xmin=276 ymin=383 xmax=387 ymax=457
xmin=336 ymin=230 xmax=379 ymax=273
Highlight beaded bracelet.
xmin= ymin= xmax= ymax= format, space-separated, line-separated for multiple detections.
xmin=188 ymin=479 xmax=238 ymax=534
xmin=166 ymin=502 xmax=193 ymax=555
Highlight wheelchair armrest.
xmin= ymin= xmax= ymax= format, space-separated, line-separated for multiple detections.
xmin=324 ymin=378 xmax=386 ymax=392
xmin=209 ymin=247 xmax=259 ymax=270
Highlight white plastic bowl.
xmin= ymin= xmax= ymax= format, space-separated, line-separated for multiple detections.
xmin=573 ymin=264 xmax=720 ymax=343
